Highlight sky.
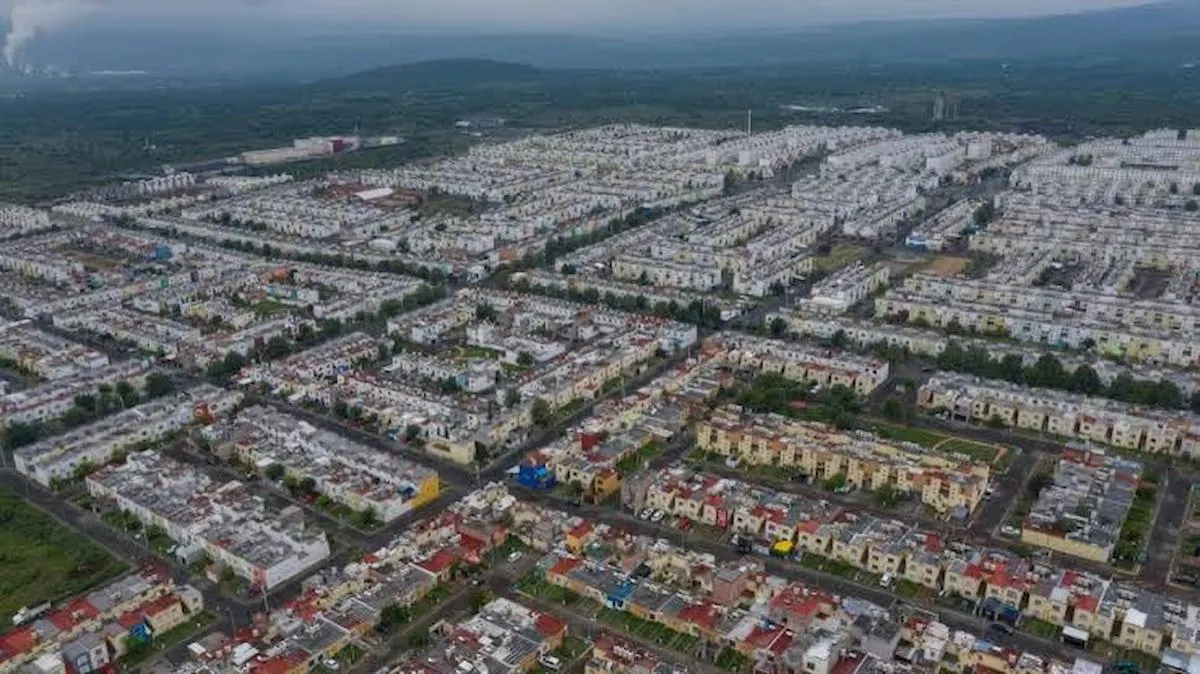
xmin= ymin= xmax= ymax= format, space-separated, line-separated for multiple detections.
xmin=0 ymin=0 xmax=1166 ymax=65
xmin=1 ymin=0 xmax=1163 ymax=30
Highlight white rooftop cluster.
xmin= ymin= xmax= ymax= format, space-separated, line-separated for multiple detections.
xmin=0 ymin=203 xmax=53 ymax=238
xmin=1012 ymin=130 xmax=1200 ymax=203
xmin=13 ymin=384 xmax=242 ymax=487
xmin=86 ymin=449 xmax=330 ymax=590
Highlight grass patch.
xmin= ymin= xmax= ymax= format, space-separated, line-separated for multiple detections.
xmin=1022 ymin=617 xmax=1061 ymax=639
xmin=716 ymin=647 xmax=755 ymax=674
xmin=814 ymin=244 xmax=866 ymax=273
xmin=938 ymin=439 xmax=1000 ymax=464
xmin=120 ymin=610 xmax=216 ymax=668
xmin=518 ymin=573 xmax=584 ymax=608
xmin=1113 ymin=484 xmax=1158 ymax=568
xmin=869 ymin=422 xmax=945 ymax=448
xmin=0 ymin=489 xmax=128 ymax=619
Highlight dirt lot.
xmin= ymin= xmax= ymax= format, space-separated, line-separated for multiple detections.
xmin=926 ymin=255 xmax=969 ymax=277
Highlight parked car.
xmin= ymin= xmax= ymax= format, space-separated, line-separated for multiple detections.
xmin=507 ymin=551 xmax=523 ymax=563
xmin=639 ymin=508 xmax=652 ymax=520
xmin=989 ymin=622 xmax=1014 ymax=635
xmin=539 ymin=655 xmax=562 ymax=671
xmin=650 ymin=509 xmax=665 ymax=523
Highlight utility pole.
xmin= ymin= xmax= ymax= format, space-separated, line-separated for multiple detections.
xmin=746 ymin=109 xmax=753 ymax=137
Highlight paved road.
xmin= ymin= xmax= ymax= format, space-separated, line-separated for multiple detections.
xmin=1143 ymin=472 xmax=1191 ymax=589
xmin=0 ymin=469 xmax=254 ymax=631
xmin=512 ymin=484 xmax=1106 ymax=665
xmin=493 ymin=583 xmax=720 ymax=674
xmin=972 ymin=446 xmax=1041 ymax=535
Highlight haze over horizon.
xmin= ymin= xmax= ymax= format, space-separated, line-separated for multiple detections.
xmin=0 ymin=0 xmax=1165 ymax=56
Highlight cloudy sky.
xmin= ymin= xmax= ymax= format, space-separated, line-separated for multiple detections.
xmin=0 ymin=0 xmax=1164 ymax=34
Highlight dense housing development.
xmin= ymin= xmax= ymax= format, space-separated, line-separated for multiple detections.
xmin=3 ymin=120 xmax=1200 ymax=674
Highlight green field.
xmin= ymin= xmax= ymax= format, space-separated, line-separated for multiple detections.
xmin=0 ymin=489 xmax=128 ymax=619
xmin=869 ymin=421 xmax=1001 ymax=464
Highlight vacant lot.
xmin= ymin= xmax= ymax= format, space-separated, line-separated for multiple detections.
xmin=0 ymin=489 xmax=127 ymax=619
xmin=815 ymin=244 xmax=866 ymax=272
xmin=869 ymin=421 xmax=1001 ymax=464
xmin=926 ymin=255 xmax=969 ymax=277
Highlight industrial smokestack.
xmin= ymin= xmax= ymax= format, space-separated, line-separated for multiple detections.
xmin=3 ymin=0 xmax=96 ymax=68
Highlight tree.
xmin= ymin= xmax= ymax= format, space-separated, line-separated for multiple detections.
xmin=531 ymin=398 xmax=552 ymax=426
xmin=264 ymin=464 xmax=285 ymax=481
xmin=404 ymin=424 xmax=422 ymax=442
xmin=282 ymin=475 xmax=299 ymax=492
xmin=115 ymin=380 xmax=138 ymax=408
xmin=1187 ymin=199 xmax=1199 ymax=212
xmin=1027 ymin=354 xmax=1066 ymax=388
xmin=769 ymin=317 xmax=787 ymax=337
xmin=985 ymin=414 xmax=1007 ymax=429
xmin=475 ymin=303 xmax=497 ymax=321
xmin=143 ymin=372 xmax=175 ymax=398
xmin=874 ymin=484 xmax=901 ymax=508
xmin=517 ymin=351 xmax=535 ymax=368
xmin=996 ymin=354 xmax=1025 ymax=383
xmin=882 ymin=396 xmax=906 ymax=421
xmin=357 ymin=506 xmax=380 ymax=529
xmin=263 ymin=336 xmax=292 ymax=360
xmin=937 ymin=341 xmax=966 ymax=371
xmin=1068 ymin=364 xmax=1103 ymax=396
xmin=567 ymin=480 xmax=586 ymax=500
xmin=823 ymin=473 xmax=848 ymax=492
xmin=830 ymin=329 xmax=848 ymax=349
xmin=471 ymin=589 xmax=495 ymax=611
xmin=3 ymin=420 xmax=43 ymax=449
xmin=504 ymin=389 xmax=521 ymax=408
xmin=408 ymin=629 xmax=432 ymax=649
xmin=376 ymin=603 xmax=412 ymax=634
xmin=298 ymin=477 xmax=317 ymax=494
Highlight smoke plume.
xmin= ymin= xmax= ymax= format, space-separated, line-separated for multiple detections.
xmin=4 ymin=0 xmax=96 ymax=67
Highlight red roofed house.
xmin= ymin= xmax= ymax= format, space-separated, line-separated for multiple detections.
xmin=418 ymin=548 xmax=459 ymax=583
xmin=534 ymin=613 xmax=567 ymax=649
xmin=565 ymin=521 xmax=596 ymax=554
xmin=0 ymin=627 xmax=39 ymax=667
xmin=670 ymin=602 xmax=722 ymax=641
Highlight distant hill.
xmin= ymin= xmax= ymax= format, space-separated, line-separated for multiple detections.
xmin=8 ymin=0 xmax=1200 ymax=80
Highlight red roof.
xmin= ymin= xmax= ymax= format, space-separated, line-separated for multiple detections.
xmin=418 ymin=548 xmax=458 ymax=575
xmin=0 ymin=627 xmax=37 ymax=660
xmin=142 ymin=594 xmax=182 ymax=619
xmin=251 ymin=652 xmax=308 ymax=674
xmin=568 ymin=521 xmax=594 ymax=540
xmin=676 ymin=602 xmax=720 ymax=631
xmin=547 ymin=557 xmax=583 ymax=577
xmin=534 ymin=614 xmax=567 ymax=639
xmin=47 ymin=598 xmax=100 ymax=631
xmin=1075 ymin=594 xmax=1100 ymax=614
xmin=745 ymin=624 xmax=793 ymax=655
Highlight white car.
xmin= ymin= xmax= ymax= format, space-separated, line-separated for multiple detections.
xmin=539 ymin=655 xmax=562 ymax=671
xmin=639 ymin=508 xmax=652 ymax=520
xmin=650 ymin=510 xmax=666 ymax=523
xmin=507 ymin=551 xmax=523 ymax=563
xmin=999 ymin=525 xmax=1021 ymax=537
